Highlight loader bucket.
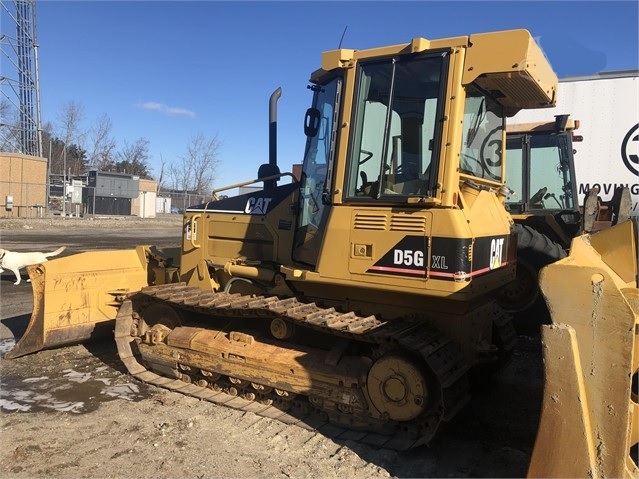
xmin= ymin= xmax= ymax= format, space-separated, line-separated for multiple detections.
xmin=528 ymin=220 xmax=639 ymax=478
xmin=4 ymin=246 xmax=153 ymax=359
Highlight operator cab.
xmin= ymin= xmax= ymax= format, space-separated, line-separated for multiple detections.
xmin=504 ymin=123 xmax=578 ymax=214
xmin=294 ymin=49 xmax=508 ymax=266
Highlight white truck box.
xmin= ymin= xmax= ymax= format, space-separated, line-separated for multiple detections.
xmin=509 ymin=70 xmax=639 ymax=216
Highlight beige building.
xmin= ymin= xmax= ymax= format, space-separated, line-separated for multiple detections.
xmin=0 ymin=152 xmax=48 ymax=218
xmin=131 ymin=178 xmax=157 ymax=218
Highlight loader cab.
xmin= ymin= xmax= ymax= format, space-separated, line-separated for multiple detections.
xmin=504 ymin=124 xmax=579 ymax=213
xmin=504 ymin=118 xmax=582 ymax=244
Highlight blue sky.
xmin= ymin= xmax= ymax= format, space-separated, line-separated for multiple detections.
xmin=6 ymin=0 xmax=639 ymax=188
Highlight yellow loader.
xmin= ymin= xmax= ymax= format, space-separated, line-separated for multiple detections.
xmin=499 ymin=116 xmax=633 ymax=334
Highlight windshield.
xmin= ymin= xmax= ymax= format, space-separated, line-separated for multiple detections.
xmin=505 ymin=131 xmax=576 ymax=211
xmin=345 ymin=53 xmax=446 ymax=199
xmin=459 ymin=84 xmax=505 ymax=182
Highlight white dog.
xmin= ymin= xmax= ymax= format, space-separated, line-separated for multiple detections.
xmin=0 ymin=246 xmax=66 ymax=285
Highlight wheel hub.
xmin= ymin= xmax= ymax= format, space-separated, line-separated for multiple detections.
xmin=383 ymin=376 xmax=406 ymax=402
xmin=366 ymin=354 xmax=428 ymax=422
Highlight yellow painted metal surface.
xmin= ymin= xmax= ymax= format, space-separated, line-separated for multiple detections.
xmin=528 ymin=220 xmax=639 ymax=478
xmin=319 ymin=30 xmax=556 ymax=120
xmin=463 ymin=30 xmax=557 ymax=113
xmin=5 ymin=247 xmax=151 ymax=359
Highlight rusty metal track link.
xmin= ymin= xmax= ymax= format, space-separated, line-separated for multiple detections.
xmin=143 ymin=282 xmax=384 ymax=336
xmin=115 ymin=283 xmax=470 ymax=451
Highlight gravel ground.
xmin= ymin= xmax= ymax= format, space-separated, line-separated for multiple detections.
xmin=0 ymin=214 xmax=544 ymax=478
xmin=0 ymin=215 xmax=183 ymax=231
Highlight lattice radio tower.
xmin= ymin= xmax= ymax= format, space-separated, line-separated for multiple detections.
xmin=0 ymin=0 xmax=42 ymax=157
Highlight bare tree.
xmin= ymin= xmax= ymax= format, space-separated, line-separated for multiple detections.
xmin=171 ymin=132 xmax=221 ymax=194
xmin=168 ymin=157 xmax=191 ymax=192
xmin=52 ymin=100 xmax=86 ymax=175
xmin=156 ymin=153 xmax=166 ymax=194
xmin=116 ymin=137 xmax=152 ymax=178
xmin=0 ymin=98 xmax=11 ymax=121
xmin=87 ymin=113 xmax=117 ymax=171
xmin=0 ymin=98 xmax=20 ymax=151
xmin=41 ymin=121 xmax=60 ymax=163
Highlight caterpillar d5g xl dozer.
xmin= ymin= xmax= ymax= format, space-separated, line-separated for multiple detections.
xmin=497 ymin=117 xmax=632 ymax=332
xmin=7 ymin=29 xmax=637 ymax=463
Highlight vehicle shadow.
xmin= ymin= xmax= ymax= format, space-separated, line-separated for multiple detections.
xmin=343 ymin=345 xmax=542 ymax=477
xmin=0 ymin=313 xmax=30 ymax=344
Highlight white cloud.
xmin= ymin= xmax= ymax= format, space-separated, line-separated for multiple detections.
xmin=165 ymin=106 xmax=196 ymax=117
xmin=139 ymin=101 xmax=195 ymax=117
xmin=140 ymin=102 xmax=163 ymax=111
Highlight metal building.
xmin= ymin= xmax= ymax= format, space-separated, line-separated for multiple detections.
xmin=85 ymin=170 xmax=140 ymax=216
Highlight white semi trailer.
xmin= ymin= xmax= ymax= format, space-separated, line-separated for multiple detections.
xmin=509 ymin=70 xmax=639 ymax=216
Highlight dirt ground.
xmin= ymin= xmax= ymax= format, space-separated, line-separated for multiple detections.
xmin=0 ymin=216 xmax=544 ymax=478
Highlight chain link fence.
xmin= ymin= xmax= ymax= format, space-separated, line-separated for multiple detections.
xmin=156 ymin=189 xmax=211 ymax=213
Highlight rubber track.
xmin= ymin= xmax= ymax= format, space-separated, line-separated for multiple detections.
xmin=115 ymin=283 xmax=470 ymax=451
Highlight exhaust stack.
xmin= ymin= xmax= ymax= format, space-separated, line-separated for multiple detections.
xmin=258 ymin=87 xmax=282 ymax=191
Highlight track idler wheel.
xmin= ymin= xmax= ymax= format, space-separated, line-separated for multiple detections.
xmin=270 ymin=318 xmax=295 ymax=339
xmin=366 ymin=354 xmax=429 ymax=422
xmin=134 ymin=302 xmax=182 ymax=338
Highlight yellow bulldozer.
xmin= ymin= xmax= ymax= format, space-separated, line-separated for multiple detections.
xmin=4 ymin=29 xmax=637 ymax=477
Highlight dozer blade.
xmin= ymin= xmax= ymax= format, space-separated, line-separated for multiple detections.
xmin=5 ymin=246 xmax=152 ymax=359
xmin=528 ymin=219 xmax=639 ymax=479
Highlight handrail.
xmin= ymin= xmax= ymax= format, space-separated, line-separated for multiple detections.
xmin=188 ymin=214 xmax=201 ymax=249
xmin=211 ymin=172 xmax=298 ymax=199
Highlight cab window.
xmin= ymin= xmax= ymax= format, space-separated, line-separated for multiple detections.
xmin=346 ymin=54 xmax=447 ymax=199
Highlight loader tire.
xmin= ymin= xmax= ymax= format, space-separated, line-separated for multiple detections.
xmin=495 ymin=224 xmax=566 ymax=335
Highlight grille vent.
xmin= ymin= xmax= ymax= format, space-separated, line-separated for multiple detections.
xmin=353 ymin=212 xmax=427 ymax=232
xmin=390 ymin=215 xmax=426 ymax=232
xmin=353 ymin=213 xmax=387 ymax=230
